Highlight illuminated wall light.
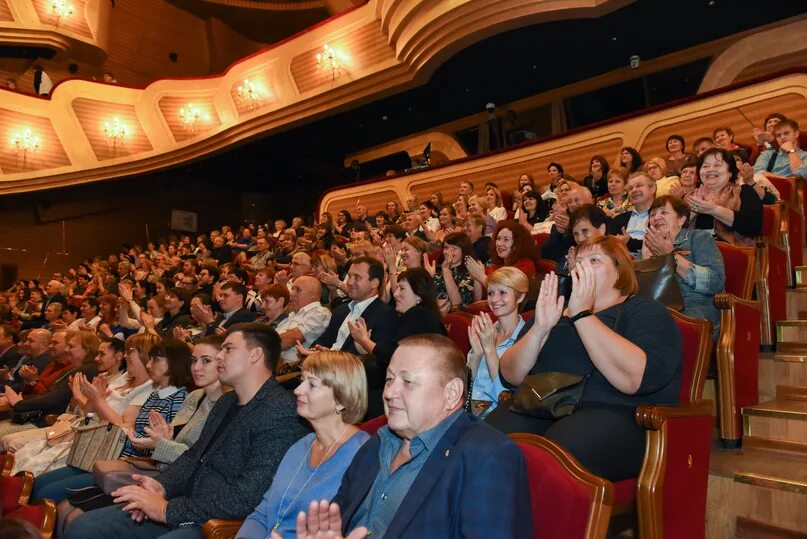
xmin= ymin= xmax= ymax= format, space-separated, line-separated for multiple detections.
xmin=316 ymin=44 xmax=340 ymax=81
xmin=11 ymin=128 xmax=41 ymax=159
xmin=236 ymin=79 xmax=261 ymax=111
xmin=50 ymin=0 xmax=74 ymax=23
xmin=179 ymin=103 xmax=210 ymax=134
xmin=102 ymin=116 xmax=129 ymax=145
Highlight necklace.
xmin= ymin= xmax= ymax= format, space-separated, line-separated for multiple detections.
xmin=272 ymin=425 xmax=350 ymax=533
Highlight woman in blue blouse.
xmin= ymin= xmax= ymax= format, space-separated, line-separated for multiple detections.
xmin=467 ymin=267 xmax=528 ymax=417
xmin=31 ymin=339 xmax=191 ymax=502
xmin=238 ymin=351 xmax=369 ymax=539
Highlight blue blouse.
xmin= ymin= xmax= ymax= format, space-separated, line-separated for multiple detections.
xmin=238 ymin=430 xmax=369 ymax=539
xmin=471 ymin=316 xmax=525 ymax=415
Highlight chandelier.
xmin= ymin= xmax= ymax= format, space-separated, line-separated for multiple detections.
xmin=11 ymin=128 xmax=40 ymax=158
xmin=316 ymin=44 xmax=339 ymax=81
xmin=50 ymin=0 xmax=74 ymax=22
xmin=236 ymin=79 xmax=261 ymax=111
xmin=103 ymin=117 xmax=129 ymax=145
xmin=179 ymin=103 xmax=209 ymax=134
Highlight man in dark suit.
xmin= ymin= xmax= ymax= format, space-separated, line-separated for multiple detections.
xmin=296 ymin=334 xmax=532 ymax=538
xmin=201 ymin=281 xmax=256 ymax=336
xmin=1 ymin=329 xmax=53 ymax=391
xmin=301 ymin=256 xmax=398 ymax=358
xmin=0 ymin=325 xmax=21 ymax=371
xmin=22 ymin=280 xmax=66 ymax=330
xmin=64 ymin=323 xmax=308 ymax=538
xmin=540 ymin=185 xmax=593 ymax=266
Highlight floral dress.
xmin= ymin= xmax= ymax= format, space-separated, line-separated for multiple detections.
xmin=434 ymin=265 xmax=474 ymax=306
xmin=597 ymin=195 xmax=633 ymax=215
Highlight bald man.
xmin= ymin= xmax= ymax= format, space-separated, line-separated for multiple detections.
xmin=2 ymin=328 xmax=53 ymax=391
xmin=275 ymin=275 xmax=332 ymax=367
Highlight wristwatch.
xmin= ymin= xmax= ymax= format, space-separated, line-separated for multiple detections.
xmin=569 ymin=310 xmax=593 ymax=323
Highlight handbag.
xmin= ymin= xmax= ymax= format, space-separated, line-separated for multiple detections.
xmin=93 ymin=458 xmax=160 ymax=495
xmin=66 ymin=420 xmax=127 ymax=472
xmin=11 ymin=410 xmax=44 ymax=426
xmin=45 ymin=418 xmax=80 ymax=448
xmin=508 ymin=372 xmax=590 ymax=419
xmin=633 ymin=254 xmax=683 ymax=311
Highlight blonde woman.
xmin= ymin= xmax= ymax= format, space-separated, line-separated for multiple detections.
xmin=238 ymin=351 xmax=369 ymax=539
xmin=485 ymin=186 xmax=507 ymax=221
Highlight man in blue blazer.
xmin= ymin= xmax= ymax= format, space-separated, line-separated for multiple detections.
xmin=298 ymin=334 xmax=532 ymax=538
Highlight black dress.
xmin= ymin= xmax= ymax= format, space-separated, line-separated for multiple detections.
xmin=486 ymin=295 xmax=682 ymax=481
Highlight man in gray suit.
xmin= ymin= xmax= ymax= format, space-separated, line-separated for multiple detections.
xmin=64 ymin=323 xmax=308 ymax=538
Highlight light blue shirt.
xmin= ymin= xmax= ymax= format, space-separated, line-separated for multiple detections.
xmin=349 ymin=410 xmax=463 ymax=536
xmin=626 ymin=208 xmax=650 ymax=240
xmin=753 ymin=147 xmax=807 ymax=179
xmin=237 ymin=431 xmax=369 ymax=539
xmin=470 ymin=316 xmax=525 ymax=415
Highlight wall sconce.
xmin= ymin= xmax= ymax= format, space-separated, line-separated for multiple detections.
xmin=316 ymin=44 xmax=340 ymax=81
xmin=236 ymin=79 xmax=261 ymax=111
xmin=102 ymin=117 xmax=128 ymax=145
xmin=50 ymin=0 xmax=74 ymax=23
xmin=11 ymin=128 xmax=40 ymax=160
xmin=179 ymin=103 xmax=210 ymax=134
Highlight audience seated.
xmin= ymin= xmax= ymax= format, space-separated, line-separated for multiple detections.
xmin=665 ymin=134 xmax=693 ymax=175
xmin=582 ymin=155 xmax=610 ymax=197
xmin=62 ymin=324 xmax=308 ymax=539
xmin=427 ymin=232 xmax=483 ymax=309
xmin=486 ymin=236 xmax=682 ymax=482
xmin=467 ymin=220 xmax=538 ymax=288
xmin=645 ymin=156 xmax=680 ymax=197
xmin=617 ymin=146 xmax=643 ymax=173
xmin=540 ymin=185 xmax=595 ymax=266
xmin=688 ymin=148 xmax=763 ymax=247
xmin=753 ymin=119 xmax=807 ymax=179
xmin=640 ymin=196 xmax=725 ymax=340
xmin=275 ymin=276 xmax=332 ymax=373
xmin=607 ymin=171 xmax=656 ymax=255
xmin=238 ymin=351 xmax=369 ymax=538
xmin=467 ymin=267 xmax=528 ymax=418
xmin=301 ymin=334 xmax=531 ymax=538
xmin=463 ymin=215 xmax=491 ymax=264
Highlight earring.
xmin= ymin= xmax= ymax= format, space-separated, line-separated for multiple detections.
xmin=335 ymin=408 xmax=344 ymax=415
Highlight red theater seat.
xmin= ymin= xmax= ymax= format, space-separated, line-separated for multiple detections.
xmin=443 ymin=312 xmax=474 ymax=355
xmin=5 ymin=499 xmax=57 ymax=539
xmin=510 ymin=433 xmax=613 ymax=539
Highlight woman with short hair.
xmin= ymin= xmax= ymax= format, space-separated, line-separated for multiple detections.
xmin=237 ymin=351 xmax=370 ymax=539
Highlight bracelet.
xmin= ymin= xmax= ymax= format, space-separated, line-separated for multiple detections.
xmin=569 ymin=309 xmax=593 ymax=323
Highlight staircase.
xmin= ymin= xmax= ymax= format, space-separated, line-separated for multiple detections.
xmin=707 ymin=254 xmax=807 ymax=537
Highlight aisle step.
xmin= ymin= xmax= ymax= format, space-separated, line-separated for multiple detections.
xmin=785 ymin=288 xmax=807 ymax=320
xmin=708 ymin=444 xmax=807 ymax=537
xmin=776 ymin=320 xmax=807 ymax=353
xmin=759 ymin=355 xmax=807 ymax=402
xmin=743 ymin=397 xmax=807 ymax=444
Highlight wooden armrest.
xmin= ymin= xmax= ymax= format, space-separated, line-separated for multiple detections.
xmin=635 ymin=400 xmax=712 ymax=430
xmin=275 ymin=371 xmax=301 ymax=385
xmin=44 ymin=414 xmax=59 ymax=426
xmin=713 ymin=292 xmax=759 ymax=312
xmin=33 ymin=498 xmax=57 ymax=539
xmin=2 ymin=451 xmax=14 ymax=476
xmin=202 ymin=518 xmax=243 ymax=539
xmin=16 ymin=470 xmax=34 ymax=505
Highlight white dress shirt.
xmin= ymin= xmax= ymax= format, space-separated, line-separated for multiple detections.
xmin=332 ymin=295 xmax=378 ymax=353
xmin=276 ymin=302 xmax=332 ymax=364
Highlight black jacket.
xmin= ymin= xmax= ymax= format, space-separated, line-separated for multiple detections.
xmin=204 ymin=307 xmax=257 ymax=336
xmin=158 ymin=377 xmax=308 ymax=527
xmin=607 ymin=212 xmax=644 ymax=253
xmin=13 ymin=363 xmax=98 ymax=415
xmin=372 ymin=303 xmax=447 ymax=366
xmin=313 ymin=297 xmax=399 ymax=361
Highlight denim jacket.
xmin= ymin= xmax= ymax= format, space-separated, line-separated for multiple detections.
xmin=672 ymin=228 xmax=725 ymax=339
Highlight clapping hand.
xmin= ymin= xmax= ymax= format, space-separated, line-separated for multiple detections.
xmin=534 ymin=272 xmax=565 ymax=334
xmin=643 ymin=225 xmax=674 ymax=257
xmin=4 ymin=385 xmax=22 ymax=406
xmin=268 ymin=500 xmax=368 ymax=539
xmin=465 ymin=257 xmax=487 ymax=284
xmin=739 ymin=163 xmax=755 ymax=185
xmin=422 ymin=253 xmax=437 ymax=277
xmin=113 ymin=474 xmax=167 ymax=523
xmin=568 ymin=260 xmax=596 ymax=318
xmin=347 ymin=318 xmax=372 ymax=349
xmin=139 ymin=311 xmax=156 ymax=331
xmin=18 ymin=364 xmax=38 ymax=382
xmin=190 ymin=302 xmax=215 ymax=325
xmin=319 ymin=270 xmax=342 ymax=289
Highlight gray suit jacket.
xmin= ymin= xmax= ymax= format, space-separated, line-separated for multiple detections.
xmin=158 ymin=377 xmax=308 ymax=528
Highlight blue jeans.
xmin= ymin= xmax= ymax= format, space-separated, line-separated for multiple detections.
xmin=64 ymin=504 xmax=202 ymax=539
xmin=32 ymin=466 xmax=95 ymax=503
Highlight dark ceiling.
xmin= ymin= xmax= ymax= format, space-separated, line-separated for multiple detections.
xmin=29 ymin=0 xmax=807 ymax=216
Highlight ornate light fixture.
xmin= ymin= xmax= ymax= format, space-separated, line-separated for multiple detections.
xmin=236 ymin=79 xmax=261 ymax=111
xmin=102 ymin=117 xmax=129 ymax=145
xmin=316 ymin=44 xmax=339 ymax=81
xmin=11 ymin=128 xmax=40 ymax=159
xmin=50 ymin=0 xmax=74 ymax=22
xmin=179 ymin=103 xmax=209 ymax=134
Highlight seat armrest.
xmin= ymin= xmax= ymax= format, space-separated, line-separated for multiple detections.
xmin=33 ymin=498 xmax=57 ymax=539
xmin=202 ymin=519 xmax=243 ymax=539
xmin=635 ymin=400 xmax=712 ymax=430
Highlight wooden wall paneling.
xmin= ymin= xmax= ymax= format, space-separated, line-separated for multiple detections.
xmin=157 ymin=95 xmax=222 ymax=143
xmin=0 ymin=0 xmax=13 ymax=21
xmin=637 ymin=94 xmax=807 ymax=157
xmin=407 ymin=139 xmax=623 ymax=206
xmin=230 ymin=67 xmax=278 ymax=118
xmin=290 ymin=21 xmax=395 ymax=94
xmin=30 ymin=0 xmax=93 ymax=39
xmin=70 ymin=98 xmax=153 ymax=161
xmin=324 ymin=188 xmax=401 ymax=217
xmin=0 ymin=108 xmax=70 ymax=174
xmin=735 ymin=50 xmax=807 ymax=85
xmin=103 ymin=0 xmax=211 ymax=87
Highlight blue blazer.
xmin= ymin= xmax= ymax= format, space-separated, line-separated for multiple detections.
xmin=333 ymin=413 xmax=532 ymax=538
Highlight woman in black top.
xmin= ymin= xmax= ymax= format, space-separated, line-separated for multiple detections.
xmin=486 ymin=236 xmax=682 ymax=481
xmin=685 ymin=148 xmax=762 ymax=247
xmin=582 ymin=155 xmax=609 ymax=198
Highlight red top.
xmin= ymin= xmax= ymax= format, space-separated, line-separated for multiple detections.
xmin=22 ymin=360 xmax=73 ymax=395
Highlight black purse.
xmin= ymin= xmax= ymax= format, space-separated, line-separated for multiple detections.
xmin=11 ymin=410 xmax=44 ymax=426
xmin=508 ymin=298 xmax=629 ymax=419
xmin=508 ymin=371 xmax=590 ymax=419
xmin=633 ymin=254 xmax=683 ymax=311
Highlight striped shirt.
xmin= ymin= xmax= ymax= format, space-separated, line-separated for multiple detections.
xmin=122 ymin=385 xmax=187 ymax=457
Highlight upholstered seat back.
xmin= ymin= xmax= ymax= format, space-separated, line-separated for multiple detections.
xmin=716 ymin=242 xmax=755 ymax=300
